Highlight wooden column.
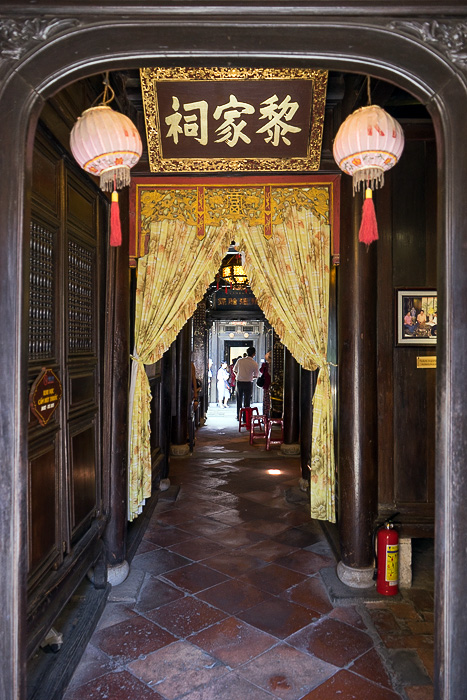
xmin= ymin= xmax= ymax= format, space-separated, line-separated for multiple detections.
xmin=282 ymin=348 xmax=300 ymax=455
xmin=171 ymin=320 xmax=191 ymax=456
xmin=159 ymin=347 xmax=173 ymax=480
xmin=337 ymin=179 xmax=378 ymax=587
xmin=103 ymin=193 xmax=130 ymax=583
xmin=300 ymin=367 xmax=316 ymax=481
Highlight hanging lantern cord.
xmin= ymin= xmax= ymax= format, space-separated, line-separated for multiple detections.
xmin=367 ymin=76 xmax=372 ymax=106
xmin=91 ymin=71 xmax=116 ymax=108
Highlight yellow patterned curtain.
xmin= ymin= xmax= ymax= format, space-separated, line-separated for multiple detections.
xmin=129 ymin=219 xmax=231 ymax=520
xmin=236 ymin=205 xmax=335 ymax=522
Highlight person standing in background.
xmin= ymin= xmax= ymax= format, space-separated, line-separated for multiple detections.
xmin=217 ymin=362 xmax=230 ymax=408
xmin=233 ymin=347 xmax=259 ymax=420
xmin=228 ymin=358 xmax=237 ymax=400
xmin=259 ymin=350 xmax=272 ymax=417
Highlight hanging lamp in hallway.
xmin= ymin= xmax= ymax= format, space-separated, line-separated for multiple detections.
xmin=333 ymin=78 xmax=405 ymax=245
xmin=70 ymin=74 xmax=142 ymax=246
xmin=220 ymin=252 xmax=249 ymax=290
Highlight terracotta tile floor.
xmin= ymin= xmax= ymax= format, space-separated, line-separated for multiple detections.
xmin=63 ymin=403 xmax=434 ymax=700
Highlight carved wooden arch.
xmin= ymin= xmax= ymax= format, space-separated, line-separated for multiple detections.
xmin=1 ymin=8 xmax=466 ymax=700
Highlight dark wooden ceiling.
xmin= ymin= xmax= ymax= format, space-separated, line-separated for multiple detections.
xmin=107 ymin=68 xmax=431 ymax=176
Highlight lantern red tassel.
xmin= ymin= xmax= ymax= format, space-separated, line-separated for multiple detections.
xmin=110 ymin=190 xmax=122 ymax=246
xmin=359 ymin=188 xmax=379 ymax=245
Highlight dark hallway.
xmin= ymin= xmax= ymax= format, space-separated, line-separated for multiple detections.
xmin=61 ymin=405 xmax=434 ymax=700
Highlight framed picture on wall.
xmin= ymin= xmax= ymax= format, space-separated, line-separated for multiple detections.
xmin=396 ymin=289 xmax=437 ymax=346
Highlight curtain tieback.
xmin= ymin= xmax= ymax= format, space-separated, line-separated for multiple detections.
xmin=130 ymin=354 xmax=144 ymax=365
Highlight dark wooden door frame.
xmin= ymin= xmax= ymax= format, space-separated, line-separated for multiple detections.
xmin=0 ymin=5 xmax=466 ymax=699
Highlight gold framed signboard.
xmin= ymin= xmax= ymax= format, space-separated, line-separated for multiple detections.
xmin=140 ymin=67 xmax=328 ymax=173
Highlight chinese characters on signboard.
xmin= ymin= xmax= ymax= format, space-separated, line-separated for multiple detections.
xmin=140 ymin=68 xmax=328 ymax=172
xmin=160 ymin=81 xmax=307 ymax=157
xmin=212 ymin=288 xmax=259 ymax=310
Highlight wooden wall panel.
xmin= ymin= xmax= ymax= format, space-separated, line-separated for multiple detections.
xmin=28 ymin=445 xmax=60 ymax=575
xmin=70 ymin=424 xmax=97 ymax=535
xmin=376 ymin=132 xmax=436 ymax=526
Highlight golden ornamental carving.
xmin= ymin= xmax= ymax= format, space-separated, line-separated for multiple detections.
xmin=136 ymin=183 xmax=331 ymax=250
xmin=140 ymin=66 xmax=328 ymax=173
xmin=204 ymin=187 xmax=265 ymax=227
xmin=271 ymin=186 xmax=330 ymax=225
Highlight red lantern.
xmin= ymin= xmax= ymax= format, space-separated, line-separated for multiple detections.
xmin=70 ymin=84 xmax=142 ymax=247
xmin=333 ymin=103 xmax=404 ymax=245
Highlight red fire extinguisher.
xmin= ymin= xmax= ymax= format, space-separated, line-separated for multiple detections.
xmin=374 ymin=516 xmax=399 ymax=596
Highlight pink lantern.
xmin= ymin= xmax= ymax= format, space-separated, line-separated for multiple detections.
xmin=70 ymin=104 xmax=142 ymax=191
xmin=333 ymin=104 xmax=404 ymax=192
xmin=70 ymin=103 xmax=142 ymax=246
xmin=333 ymin=104 xmax=405 ymax=244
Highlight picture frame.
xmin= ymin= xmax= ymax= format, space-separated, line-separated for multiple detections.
xmin=396 ymin=289 xmax=437 ymax=346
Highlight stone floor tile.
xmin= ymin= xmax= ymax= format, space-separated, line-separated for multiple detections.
xmin=128 ymin=640 xmax=227 ymax=699
xmin=280 ymin=575 xmax=333 ymax=615
xmin=386 ymin=601 xmax=422 ymax=620
xmin=241 ymin=538 xmax=299 ymax=562
xmin=238 ymin=489 xmax=282 ymax=504
xmin=272 ymin=527 xmax=324 ymax=548
xmin=406 ymin=619 xmax=435 ymax=635
xmin=204 ymin=508 xmax=257 ymax=526
xmin=365 ymin=607 xmax=403 ymax=634
xmin=134 ymin=574 xmax=185 ymax=612
xmin=417 ymin=646 xmax=435 ymax=680
xmin=328 ymin=605 xmax=367 ymax=630
xmin=274 ymin=549 xmax=335 ymax=575
xmin=180 ymin=670 xmax=277 ymax=700
xmin=196 ymin=577 xmax=274 ymax=615
xmin=401 ymin=589 xmax=435 ymax=612
xmin=301 ymin=669 xmax=403 ymax=699
xmin=94 ymin=602 xmax=139 ymax=632
xmin=288 ymin=617 xmax=374 ymax=667
xmin=238 ymin=643 xmax=338 ymax=700
xmin=144 ymin=524 xmax=194 ymax=547
xmin=65 ymin=644 xmax=118 ymax=689
xmin=201 ymin=549 xmax=266 ymax=576
xmin=189 ymin=616 xmax=276 ymax=667
xmin=131 ymin=548 xmax=191 ymax=576
xmin=91 ymin=614 xmax=176 ymax=663
xmin=62 ymin=669 xmax=163 ymax=700
xmin=239 ymin=562 xmax=307 ymax=594
xmin=145 ymin=595 xmax=227 ymax=636
xmin=167 ymin=535 xmax=227 ymax=561
xmin=177 ymin=517 xmax=231 ymax=537
xmin=405 ymin=685 xmax=434 ymax=700
xmin=238 ymin=518 xmax=291 ymax=536
xmin=135 ymin=539 xmax=159 ymax=555
xmin=349 ymin=647 xmax=394 ymax=689
xmin=160 ymin=562 xmax=228 ymax=593
xmin=202 ymin=525 xmax=268 ymax=547
xmin=381 ymin=631 xmax=434 ymax=650
xmin=238 ymin=597 xmax=317 ymax=639
xmin=387 ymin=648 xmax=432 ymax=686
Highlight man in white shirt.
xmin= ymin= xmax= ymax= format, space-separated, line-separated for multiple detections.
xmin=233 ymin=347 xmax=259 ymax=420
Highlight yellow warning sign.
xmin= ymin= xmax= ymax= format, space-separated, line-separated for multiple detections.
xmin=386 ymin=544 xmax=399 ymax=583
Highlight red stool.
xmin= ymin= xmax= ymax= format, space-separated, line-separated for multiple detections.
xmin=250 ymin=415 xmax=268 ymax=445
xmin=239 ymin=406 xmax=259 ymax=432
xmin=266 ymin=418 xmax=284 ymax=450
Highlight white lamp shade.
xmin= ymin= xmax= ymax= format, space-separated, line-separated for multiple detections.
xmin=333 ymin=104 xmax=404 ymax=192
xmin=70 ymin=104 xmax=142 ymax=191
